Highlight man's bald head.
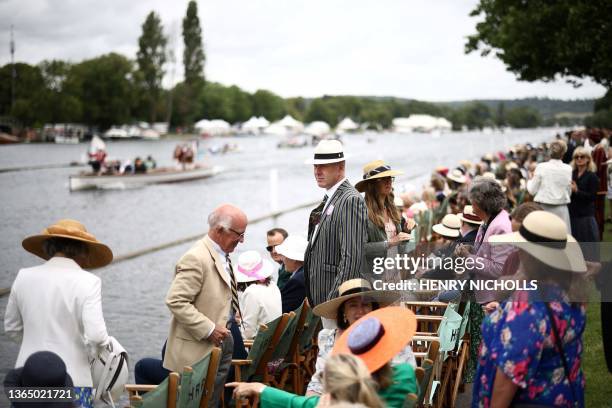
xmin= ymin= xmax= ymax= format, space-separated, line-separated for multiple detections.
xmin=208 ymin=204 xmax=248 ymax=253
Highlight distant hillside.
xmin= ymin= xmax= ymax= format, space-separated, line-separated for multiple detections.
xmin=437 ymin=98 xmax=595 ymax=119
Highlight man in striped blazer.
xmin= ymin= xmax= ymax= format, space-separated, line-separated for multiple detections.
xmin=304 ymin=140 xmax=368 ymax=307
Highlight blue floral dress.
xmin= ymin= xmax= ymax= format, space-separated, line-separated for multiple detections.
xmin=472 ymin=285 xmax=585 ymax=407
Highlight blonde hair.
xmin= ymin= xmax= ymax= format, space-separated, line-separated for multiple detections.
xmin=570 ymin=146 xmax=596 ymax=172
xmin=363 ymin=180 xmax=401 ymax=229
xmin=323 ymin=354 xmax=384 ymax=408
xmin=549 ymin=140 xmax=567 ymax=159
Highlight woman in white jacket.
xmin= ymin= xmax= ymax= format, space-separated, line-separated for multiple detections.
xmin=4 ymin=219 xmax=113 ymax=408
xmin=234 ymin=250 xmax=282 ymax=340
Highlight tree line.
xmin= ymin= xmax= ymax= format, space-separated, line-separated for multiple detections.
xmin=1 ymin=0 xmax=608 ymax=133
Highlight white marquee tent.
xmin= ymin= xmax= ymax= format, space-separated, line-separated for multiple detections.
xmin=304 ymin=121 xmax=331 ymax=137
xmin=336 ymin=117 xmax=359 ymax=132
xmin=393 ymin=114 xmax=452 ymax=133
xmin=195 ymin=119 xmax=232 ymax=136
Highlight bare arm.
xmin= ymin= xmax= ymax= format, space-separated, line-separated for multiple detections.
xmin=491 ymin=367 xmax=518 ymax=407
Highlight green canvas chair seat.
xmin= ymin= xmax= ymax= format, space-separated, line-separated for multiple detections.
xmin=177 ymin=347 xmax=221 ymax=408
xmin=232 ymin=312 xmax=291 ymax=383
xmin=127 ymin=372 xmax=180 ymax=408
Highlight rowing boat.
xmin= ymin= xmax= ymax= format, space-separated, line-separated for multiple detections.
xmin=69 ymin=165 xmax=222 ymax=191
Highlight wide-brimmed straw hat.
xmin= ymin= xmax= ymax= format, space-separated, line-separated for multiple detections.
xmin=313 ymin=279 xmax=400 ymax=319
xmin=446 ymin=168 xmax=467 ymax=184
xmin=332 ymin=306 xmax=416 ymax=373
xmin=457 ymin=205 xmax=483 ymax=225
xmin=355 ymin=160 xmax=404 ymax=192
xmin=22 ymin=219 xmax=113 ymax=269
xmin=275 ymin=235 xmax=308 ymax=262
xmin=432 ymin=214 xmax=462 ymax=238
xmin=306 ymin=140 xmax=345 ymax=165
xmin=489 ymin=211 xmax=586 ymax=273
xmin=235 ymin=250 xmax=275 ymax=282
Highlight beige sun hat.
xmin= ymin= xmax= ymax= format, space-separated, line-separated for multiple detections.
xmin=446 ymin=168 xmax=467 ymax=184
xmin=305 ymin=140 xmax=345 ymax=165
xmin=489 ymin=211 xmax=586 ymax=273
xmin=22 ymin=219 xmax=113 ymax=269
xmin=457 ymin=205 xmax=483 ymax=225
xmin=313 ymin=279 xmax=400 ymax=319
xmin=355 ymin=160 xmax=404 ymax=192
xmin=235 ymin=250 xmax=275 ymax=282
xmin=432 ymin=214 xmax=462 ymax=238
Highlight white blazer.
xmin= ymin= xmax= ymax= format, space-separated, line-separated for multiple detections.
xmin=239 ymin=283 xmax=282 ymax=340
xmin=4 ymin=257 xmax=110 ymax=387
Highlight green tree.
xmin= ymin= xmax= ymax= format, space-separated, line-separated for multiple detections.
xmin=495 ymin=102 xmax=506 ymax=127
xmin=64 ymin=53 xmax=135 ymax=129
xmin=465 ymin=0 xmax=612 ymax=88
xmin=304 ymin=98 xmax=336 ymax=126
xmin=505 ymin=106 xmax=541 ymax=128
xmin=183 ymin=1 xmax=205 ymax=87
xmin=285 ymin=97 xmax=307 ymax=121
xmin=251 ymin=90 xmax=286 ymax=121
xmin=38 ymin=60 xmax=82 ymax=124
xmin=136 ymin=11 xmax=167 ymax=123
xmin=0 ymin=63 xmax=45 ymax=122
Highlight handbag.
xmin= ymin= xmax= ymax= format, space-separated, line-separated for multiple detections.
xmin=90 ymin=336 xmax=129 ymax=407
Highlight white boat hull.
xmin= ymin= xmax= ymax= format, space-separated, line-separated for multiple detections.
xmin=69 ymin=166 xmax=222 ymax=191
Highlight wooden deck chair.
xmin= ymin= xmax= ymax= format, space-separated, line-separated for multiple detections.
xmin=273 ymin=301 xmax=311 ymax=393
xmin=231 ymin=312 xmax=291 ymax=384
xmin=264 ymin=310 xmax=299 ymax=389
xmin=417 ymin=359 xmax=435 ymax=407
xmin=177 ymin=347 xmax=222 ymax=408
xmin=297 ymin=305 xmax=321 ymax=378
xmin=433 ymin=302 xmax=471 ymax=408
xmin=403 ymin=393 xmax=418 ymax=408
xmin=125 ymin=371 xmax=180 ymax=408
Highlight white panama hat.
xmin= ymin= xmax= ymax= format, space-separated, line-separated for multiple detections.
xmin=457 ymin=205 xmax=483 ymax=225
xmin=235 ymin=250 xmax=275 ymax=282
xmin=447 ymin=168 xmax=467 ymax=184
xmin=432 ymin=213 xmax=462 ymax=238
xmin=305 ymin=139 xmax=346 ymax=165
xmin=275 ymin=235 xmax=308 ymax=262
xmin=489 ymin=211 xmax=586 ymax=273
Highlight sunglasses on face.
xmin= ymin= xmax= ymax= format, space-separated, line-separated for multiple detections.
xmin=377 ymin=177 xmax=395 ymax=183
xmin=574 ymin=155 xmax=588 ymax=159
xmin=266 ymin=245 xmax=276 ymax=252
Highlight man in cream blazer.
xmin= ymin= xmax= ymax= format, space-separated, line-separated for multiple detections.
xmin=164 ymin=204 xmax=247 ymax=406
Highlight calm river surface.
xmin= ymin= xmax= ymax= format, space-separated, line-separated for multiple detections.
xmin=0 ymin=128 xmax=559 ymax=403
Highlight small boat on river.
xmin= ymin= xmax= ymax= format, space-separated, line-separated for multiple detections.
xmin=69 ymin=165 xmax=222 ymax=191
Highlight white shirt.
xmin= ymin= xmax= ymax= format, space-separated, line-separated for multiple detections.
xmin=312 ymin=177 xmax=347 ymax=241
xmin=527 ymin=159 xmax=572 ymax=205
xmin=238 ymin=283 xmax=282 ymax=339
xmin=4 ymin=257 xmax=109 ymax=387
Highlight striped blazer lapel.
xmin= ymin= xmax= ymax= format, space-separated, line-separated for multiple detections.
xmin=310 ymin=181 xmax=349 ymax=247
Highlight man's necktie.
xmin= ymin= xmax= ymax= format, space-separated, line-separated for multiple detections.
xmin=225 ymin=254 xmax=242 ymax=319
xmin=308 ymin=194 xmax=328 ymax=240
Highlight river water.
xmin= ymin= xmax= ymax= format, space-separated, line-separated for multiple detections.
xmin=0 ymin=128 xmax=558 ymax=403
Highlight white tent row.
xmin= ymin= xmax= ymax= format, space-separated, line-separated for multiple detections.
xmin=194 ymin=119 xmax=232 ymax=136
xmin=263 ymin=115 xmax=304 ymax=136
xmin=103 ymin=124 xmax=160 ymax=139
xmin=336 ymin=117 xmax=359 ymax=132
xmin=392 ymin=115 xmax=452 ymax=133
xmin=241 ymin=116 xmax=270 ymax=134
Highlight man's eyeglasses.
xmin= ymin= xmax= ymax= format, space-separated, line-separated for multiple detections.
xmin=266 ymin=245 xmax=277 ymax=252
xmin=228 ymin=227 xmax=245 ymax=239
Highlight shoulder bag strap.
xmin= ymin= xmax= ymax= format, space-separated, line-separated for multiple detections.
xmin=544 ymin=302 xmax=579 ymax=407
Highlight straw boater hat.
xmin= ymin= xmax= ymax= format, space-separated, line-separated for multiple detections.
xmin=446 ymin=168 xmax=467 ymax=184
xmin=275 ymin=235 xmax=308 ymax=262
xmin=354 ymin=160 xmax=403 ymax=192
xmin=332 ymin=307 xmax=416 ymax=373
xmin=432 ymin=214 xmax=462 ymax=238
xmin=313 ymin=279 xmax=400 ymax=319
xmin=306 ymin=140 xmax=345 ymax=165
xmin=235 ymin=250 xmax=275 ymax=283
xmin=457 ymin=205 xmax=483 ymax=225
xmin=22 ymin=219 xmax=113 ymax=269
xmin=489 ymin=211 xmax=586 ymax=273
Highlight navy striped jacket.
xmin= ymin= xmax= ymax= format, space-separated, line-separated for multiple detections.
xmin=304 ymin=180 xmax=368 ymax=306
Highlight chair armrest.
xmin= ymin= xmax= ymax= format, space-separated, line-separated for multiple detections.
xmin=125 ymin=384 xmax=158 ymax=393
xmin=231 ymin=359 xmax=253 ymax=366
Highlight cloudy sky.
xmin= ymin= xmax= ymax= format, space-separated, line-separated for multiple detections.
xmin=1 ymin=0 xmax=606 ymax=101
